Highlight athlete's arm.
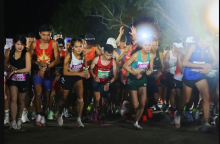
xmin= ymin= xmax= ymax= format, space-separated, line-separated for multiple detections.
xmin=94 ymin=46 xmax=102 ymax=56
xmin=110 ymin=59 xmax=118 ymax=83
xmin=114 ymin=50 xmax=123 ymax=69
xmin=48 ymin=41 xmax=60 ymax=68
xmin=164 ymin=51 xmax=170 ymax=69
xmin=89 ymin=56 xmax=99 ymax=78
xmin=4 ymin=49 xmax=12 ymax=72
xmin=63 ymin=52 xmax=81 ymax=76
xmin=177 ymin=52 xmax=183 ymax=74
xmin=14 ymin=52 xmax=31 ymax=73
xmin=183 ymin=44 xmax=212 ymax=69
xmin=146 ymin=53 xmax=154 ymax=75
xmin=116 ymin=26 xmax=124 ymax=46
xmin=123 ymin=52 xmax=138 ymax=75
xmin=159 ymin=51 xmax=165 ymax=72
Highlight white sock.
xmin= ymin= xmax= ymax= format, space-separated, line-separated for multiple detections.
xmin=77 ymin=117 xmax=81 ymax=121
xmin=135 ymin=121 xmax=138 ymax=125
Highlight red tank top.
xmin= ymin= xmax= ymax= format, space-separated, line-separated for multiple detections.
xmin=32 ymin=39 xmax=54 ymax=75
xmin=93 ymin=56 xmax=113 ymax=83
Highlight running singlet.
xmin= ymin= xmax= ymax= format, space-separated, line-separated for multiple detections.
xmin=121 ymin=45 xmax=135 ymax=76
xmin=174 ymin=51 xmax=185 ymax=81
xmin=150 ymin=50 xmax=161 ymax=77
xmin=183 ymin=42 xmax=209 ymax=80
xmin=93 ymin=56 xmax=113 ymax=83
xmin=32 ymin=39 xmax=54 ymax=76
xmin=84 ymin=45 xmax=95 ymax=67
xmin=129 ymin=50 xmax=150 ymax=80
xmin=165 ymin=50 xmax=177 ymax=74
xmin=68 ymin=52 xmax=84 ymax=72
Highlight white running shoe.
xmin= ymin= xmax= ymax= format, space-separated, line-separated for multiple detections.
xmin=76 ymin=120 xmax=84 ymax=128
xmin=57 ymin=115 xmax=63 ymax=126
xmin=120 ymin=101 xmax=129 ymax=116
xmin=63 ymin=108 xmax=72 ymax=118
xmin=174 ymin=111 xmax=181 ymax=128
xmin=4 ymin=115 xmax=10 ymax=125
xmin=40 ymin=116 xmax=46 ymax=126
xmin=134 ymin=123 xmax=143 ymax=130
xmin=17 ymin=118 xmax=22 ymax=129
xmin=9 ymin=120 xmax=17 ymax=130
xmin=35 ymin=114 xmax=41 ymax=126
xmin=21 ymin=111 xmax=30 ymax=123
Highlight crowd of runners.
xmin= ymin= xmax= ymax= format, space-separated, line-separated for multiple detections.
xmin=4 ymin=24 xmax=219 ymax=132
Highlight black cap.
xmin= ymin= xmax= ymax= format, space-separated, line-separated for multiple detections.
xmin=56 ymin=38 xmax=64 ymax=46
xmin=85 ymin=33 xmax=95 ymax=45
xmin=54 ymin=31 xmax=62 ymax=35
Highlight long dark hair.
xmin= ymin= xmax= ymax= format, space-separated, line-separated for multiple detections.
xmin=9 ymin=35 xmax=27 ymax=63
xmin=70 ymin=38 xmax=83 ymax=61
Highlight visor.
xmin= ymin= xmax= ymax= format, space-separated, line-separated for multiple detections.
xmin=173 ymin=43 xmax=183 ymax=48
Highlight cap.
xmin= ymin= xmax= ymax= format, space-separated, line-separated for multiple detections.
xmin=65 ymin=38 xmax=72 ymax=43
xmin=106 ymin=38 xmax=117 ymax=49
xmin=56 ymin=38 xmax=64 ymax=46
xmin=173 ymin=42 xmax=183 ymax=48
xmin=186 ymin=36 xmax=196 ymax=44
xmin=85 ymin=34 xmax=95 ymax=45
xmin=54 ymin=31 xmax=62 ymax=35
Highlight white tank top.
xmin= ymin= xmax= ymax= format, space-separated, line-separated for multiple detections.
xmin=165 ymin=50 xmax=177 ymax=74
xmin=174 ymin=51 xmax=185 ymax=81
xmin=68 ymin=52 xmax=84 ymax=71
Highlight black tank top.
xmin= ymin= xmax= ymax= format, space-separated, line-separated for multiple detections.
xmin=9 ymin=47 xmax=26 ymax=69
xmin=153 ymin=50 xmax=161 ymax=70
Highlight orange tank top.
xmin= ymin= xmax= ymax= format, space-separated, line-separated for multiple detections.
xmin=85 ymin=45 xmax=95 ymax=66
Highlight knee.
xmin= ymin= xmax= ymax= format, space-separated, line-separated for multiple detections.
xmin=133 ymin=103 xmax=139 ymax=109
xmin=77 ymin=97 xmax=83 ymax=103
xmin=139 ymin=103 xmax=145 ymax=109
xmin=35 ymin=92 xmax=42 ymax=97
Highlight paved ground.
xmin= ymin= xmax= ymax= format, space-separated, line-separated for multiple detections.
xmin=4 ymin=109 xmax=219 ymax=144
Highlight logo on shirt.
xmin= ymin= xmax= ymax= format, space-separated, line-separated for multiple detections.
xmin=61 ymin=77 xmax=65 ymax=84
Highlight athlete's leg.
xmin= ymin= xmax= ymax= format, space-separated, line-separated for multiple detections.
xmin=18 ymin=92 xmax=26 ymax=119
xmin=10 ymin=86 xmax=18 ymax=121
xmin=135 ymin=87 xmax=147 ymax=122
xmin=59 ymin=89 xmax=70 ymax=114
xmin=34 ymin=84 xmax=43 ymax=114
xmin=73 ymin=80 xmax=84 ymax=118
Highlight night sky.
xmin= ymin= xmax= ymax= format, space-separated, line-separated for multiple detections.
xmin=4 ymin=0 xmax=67 ymax=39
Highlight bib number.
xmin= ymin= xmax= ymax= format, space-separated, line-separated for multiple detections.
xmin=97 ymin=70 xmax=110 ymax=79
xmin=11 ymin=73 xmax=26 ymax=81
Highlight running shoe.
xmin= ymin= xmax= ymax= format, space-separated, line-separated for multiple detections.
xmin=159 ymin=99 xmax=163 ymax=104
xmin=57 ymin=115 xmax=63 ymax=126
xmin=30 ymin=111 xmax=36 ymax=120
xmin=142 ymin=115 xmax=148 ymax=123
xmin=87 ymin=105 xmax=91 ymax=111
xmin=162 ymin=103 xmax=169 ymax=112
xmin=4 ymin=115 xmax=10 ymax=125
xmin=174 ymin=111 xmax=181 ymax=128
xmin=126 ymin=113 xmax=135 ymax=123
xmin=90 ymin=111 xmax=98 ymax=121
xmin=146 ymin=108 xmax=153 ymax=118
xmin=35 ymin=114 xmax=41 ymax=126
xmin=63 ymin=108 xmax=72 ymax=118
xmin=134 ymin=123 xmax=143 ymax=130
xmin=9 ymin=120 xmax=17 ymax=130
xmin=183 ymin=111 xmax=194 ymax=122
xmin=40 ymin=116 xmax=46 ymax=126
xmin=17 ymin=118 xmax=22 ymax=129
xmin=47 ymin=110 xmax=54 ymax=120
xmin=97 ymin=117 xmax=105 ymax=124
xmin=200 ymin=122 xmax=214 ymax=132
xmin=115 ymin=106 xmax=120 ymax=115
xmin=76 ymin=120 xmax=84 ymax=128
xmin=154 ymin=104 xmax=161 ymax=111
xmin=53 ymin=112 xmax=58 ymax=121
xmin=21 ymin=111 xmax=30 ymax=123
xmin=120 ymin=100 xmax=129 ymax=116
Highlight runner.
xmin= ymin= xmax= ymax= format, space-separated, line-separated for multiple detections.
xmin=26 ymin=33 xmax=36 ymax=51
xmin=89 ymin=44 xmax=117 ymax=124
xmin=142 ymin=35 xmax=164 ymax=122
xmin=64 ymin=38 xmax=72 ymax=53
xmin=162 ymin=39 xmax=182 ymax=116
xmin=81 ymin=34 xmax=102 ymax=119
xmin=53 ymin=31 xmax=63 ymax=40
xmin=173 ymin=29 xmax=218 ymax=131
xmin=29 ymin=24 xmax=60 ymax=126
xmin=57 ymin=38 xmax=89 ymax=127
xmin=121 ymin=33 xmax=154 ymax=129
xmin=4 ymin=35 xmax=31 ymax=129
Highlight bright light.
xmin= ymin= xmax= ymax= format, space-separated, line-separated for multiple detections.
xmin=142 ymin=34 xmax=148 ymax=38
xmin=209 ymin=0 xmax=219 ymax=29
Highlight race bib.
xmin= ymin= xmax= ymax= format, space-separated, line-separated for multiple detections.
xmin=171 ymin=66 xmax=176 ymax=73
xmin=11 ymin=73 xmax=26 ymax=81
xmin=70 ymin=64 xmax=83 ymax=71
xmin=206 ymin=70 xmax=218 ymax=78
xmin=136 ymin=62 xmax=149 ymax=71
xmin=83 ymin=66 xmax=89 ymax=73
xmin=97 ymin=70 xmax=110 ymax=79
xmin=191 ymin=61 xmax=205 ymax=72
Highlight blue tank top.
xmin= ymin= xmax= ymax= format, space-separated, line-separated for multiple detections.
xmin=116 ymin=48 xmax=126 ymax=61
xmin=129 ymin=51 xmax=150 ymax=80
xmin=183 ymin=42 xmax=209 ymax=80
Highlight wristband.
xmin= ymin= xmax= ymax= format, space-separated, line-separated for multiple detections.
xmin=108 ymin=81 xmax=111 ymax=85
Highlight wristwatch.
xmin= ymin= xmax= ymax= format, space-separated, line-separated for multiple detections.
xmin=14 ymin=69 xmax=17 ymax=73
xmin=108 ymin=81 xmax=111 ymax=85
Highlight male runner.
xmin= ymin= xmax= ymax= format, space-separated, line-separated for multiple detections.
xmin=29 ymin=24 xmax=60 ymax=126
xmin=53 ymin=31 xmax=63 ymax=40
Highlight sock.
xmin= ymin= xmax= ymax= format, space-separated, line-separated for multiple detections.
xmin=5 ymin=109 xmax=9 ymax=116
xmin=77 ymin=117 xmax=81 ymax=121
xmin=202 ymin=122 xmax=208 ymax=125
xmin=135 ymin=121 xmax=138 ymax=125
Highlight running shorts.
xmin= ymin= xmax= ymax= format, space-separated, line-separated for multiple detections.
xmin=32 ymin=74 xmax=54 ymax=92
xmin=165 ymin=72 xmax=175 ymax=90
xmin=126 ymin=75 xmax=147 ymax=91
xmin=8 ymin=74 xmax=30 ymax=93
xmin=147 ymin=77 xmax=159 ymax=95
xmin=92 ymin=80 xmax=110 ymax=98
xmin=174 ymin=79 xmax=182 ymax=90
xmin=182 ymin=76 xmax=206 ymax=88
xmin=60 ymin=75 xmax=82 ymax=90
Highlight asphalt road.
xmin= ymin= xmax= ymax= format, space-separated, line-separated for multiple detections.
xmin=4 ymin=109 xmax=219 ymax=144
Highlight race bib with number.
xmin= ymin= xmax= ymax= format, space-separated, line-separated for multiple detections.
xmin=191 ymin=61 xmax=205 ymax=72
xmin=70 ymin=63 xmax=83 ymax=71
xmin=97 ymin=70 xmax=110 ymax=79
xmin=136 ymin=62 xmax=149 ymax=71
xmin=171 ymin=66 xmax=176 ymax=73
xmin=11 ymin=73 xmax=26 ymax=81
